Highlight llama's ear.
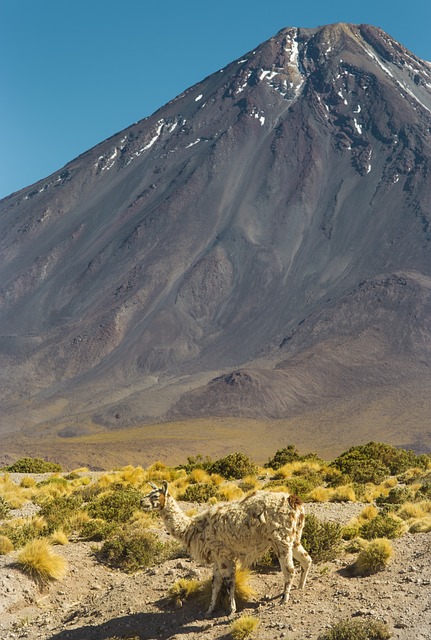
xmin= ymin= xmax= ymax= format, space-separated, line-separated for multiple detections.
xmin=162 ymin=480 xmax=169 ymax=495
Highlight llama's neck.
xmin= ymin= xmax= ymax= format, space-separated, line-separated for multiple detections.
xmin=160 ymin=494 xmax=191 ymax=542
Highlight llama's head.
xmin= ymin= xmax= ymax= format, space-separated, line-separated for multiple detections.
xmin=141 ymin=480 xmax=169 ymax=511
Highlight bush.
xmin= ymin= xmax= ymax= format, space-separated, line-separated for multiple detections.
xmin=284 ymin=477 xmax=318 ymax=500
xmin=180 ymin=482 xmax=218 ymax=503
xmin=6 ymin=457 xmax=62 ymax=473
xmin=264 ymin=445 xmax=301 ymax=469
xmin=0 ymin=522 xmax=44 ymax=549
xmin=99 ymin=525 xmax=167 ymax=572
xmin=351 ymin=538 xmax=393 ymax=576
xmin=301 ymin=514 xmax=343 ymax=562
xmin=39 ymin=495 xmax=83 ymax=533
xmin=332 ymin=442 xmax=426 ymax=483
xmin=375 ymin=486 xmax=411 ymax=506
xmin=87 ymin=488 xmax=143 ymax=523
xmin=79 ymin=518 xmax=117 ymax=541
xmin=359 ymin=513 xmax=403 ymax=540
xmin=17 ymin=539 xmax=68 ymax=584
xmin=318 ymin=617 xmax=391 ymax=639
xmin=0 ymin=496 xmax=10 ymax=519
xmin=209 ymin=453 xmax=257 ymax=480
xmin=178 ymin=454 xmax=214 ymax=473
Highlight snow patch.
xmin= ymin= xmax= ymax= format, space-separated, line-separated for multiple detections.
xmin=195 ymin=94 xmax=203 ymax=102
xmin=185 ymin=139 xmax=201 ymax=148
xmin=353 ymin=118 xmax=363 ymax=135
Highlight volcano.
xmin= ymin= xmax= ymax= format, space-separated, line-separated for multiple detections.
xmin=1 ymin=23 xmax=430 ymax=463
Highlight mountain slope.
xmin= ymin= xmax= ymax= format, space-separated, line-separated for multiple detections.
xmin=0 ymin=24 xmax=430 ymax=454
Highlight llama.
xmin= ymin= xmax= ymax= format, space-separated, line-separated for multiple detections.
xmin=141 ymin=480 xmax=312 ymax=616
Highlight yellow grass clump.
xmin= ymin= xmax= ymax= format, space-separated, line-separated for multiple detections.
xmin=209 ymin=473 xmax=224 ymax=486
xmin=308 ymin=486 xmax=331 ymax=502
xmin=217 ymin=484 xmax=244 ymax=502
xmin=0 ymin=475 xmax=29 ymax=508
xmin=397 ymin=501 xmax=430 ymax=521
xmin=330 ymin=485 xmax=356 ymax=502
xmin=408 ymin=516 xmax=431 ymax=533
xmin=199 ymin=566 xmax=257 ymax=611
xmin=351 ymin=538 xmax=393 ymax=576
xmin=50 ymin=529 xmax=69 ymax=545
xmin=358 ymin=504 xmax=379 ymax=523
xmin=19 ymin=477 xmax=37 ymax=489
xmin=0 ymin=535 xmax=14 ymax=554
xmin=382 ymin=477 xmax=398 ymax=489
xmin=189 ymin=468 xmax=212 ymax=484
xmin=29 ymin=515 xmax=48 ymax=532
xmin=69 ymin=510 xmax=91 ymax=530
xmin=17 ymin=539 xmax=68 ymax=583
xmin=168 ymin=577 xmax=201 ymax=607
xmin=117 ymin=465 xmax=146 ymax=487
xmin=230 ymin=615 xmax=260 ymax=640
xmin=146 ymin=461 xmax=178 ymax=482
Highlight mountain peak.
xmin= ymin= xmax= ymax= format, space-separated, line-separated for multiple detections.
xmin=0 ymin=24 xmax=430 ymax=458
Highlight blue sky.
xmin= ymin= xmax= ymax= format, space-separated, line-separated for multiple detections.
xmin=1 ymin=0 xmax=430 ymax=199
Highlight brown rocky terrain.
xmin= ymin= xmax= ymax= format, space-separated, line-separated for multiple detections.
xmin=0 ymin=23 xmax=431 ymax=459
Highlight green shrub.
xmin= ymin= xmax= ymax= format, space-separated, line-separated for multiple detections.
xmin=285 ymin=477 xmax=319 ymax=500
xmin=375 ymin=486 xmax=411 ymax=506
xmin=37 ymin=476 xmax=69 ymax=488
xmin=180 ymin=482 xmax=218 ymax=503
xmin=6 ymin=457 xmax=62 ymax=473
xmin=177 ymin=454 xmax=214 ymax=473
xmin=359 ymin=513 xmax=403 ymax=540
xmin=209 ymin=453 xmax=257 ymax=480
xmin=318 ymin=617 xmax=391 ymax=639
xmin=331 ymin=442 xmax=426 ymax=484
xmin=264 ymin=445 xmax=301 ymax=469
xmin=415 ymin=479 xmax=431 ymax=501
xmin=39 ymin=495 xmax=82 ymax=533
xmin=0 ymin=496 xmax=11 ymax=519
xmin=87 ymin=488 xmax=143 ymax=523
xmin=79 ymin=518 xmax=117 ymax=541
xmin=301 ymin=514 xmax=343 ymax=562
xmin=98 ymin=525 xmax=167 ymax=572
xmin=0 ymin=523 xmax=43 ymax=548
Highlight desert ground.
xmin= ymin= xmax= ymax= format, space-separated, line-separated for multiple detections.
xmin=0 ymin=472 xmax=430 ymax=640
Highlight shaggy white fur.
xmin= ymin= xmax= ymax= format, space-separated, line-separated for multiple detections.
xmin=142 ymin=481 xmax=312 ymax=616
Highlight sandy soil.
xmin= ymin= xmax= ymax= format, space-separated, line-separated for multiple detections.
xmin=0 ymin=485 xmax=430 ymax=640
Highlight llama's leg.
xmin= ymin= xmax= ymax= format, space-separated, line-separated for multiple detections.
xmin=274 ymin=542 xmax=295 ymax=604
xmin=293 ymin=543 xmax=312 ymax=589
xmin=220 ymin=559 xmax=236 ymax=616
xmin=206 ymin=565 xmax=223 ymax=617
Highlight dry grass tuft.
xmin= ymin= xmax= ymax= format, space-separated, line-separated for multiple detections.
xmin=168 ymin=578 xmax=201 ymax=607
xmin=0 ymin=535 xmax=14 ymax=554
xmin=217 ymin=484 xmax=244 ymax=502
xmin=17 ymin=539 xmax=68 ymax=583
xmin=351 ymin=538 xmax=393 ymax=576
xmin=408 ymin=516 xmax=431 ymax=533
xmin=50 ymin=529 xmax=69 ymax=545
xmin=308 ymin=487 xmax=331 ymax=502
xmin=199 ymin=566 xmax=257 ymax=611
xmin=230 ymin=615 xmax=260 ymax=639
